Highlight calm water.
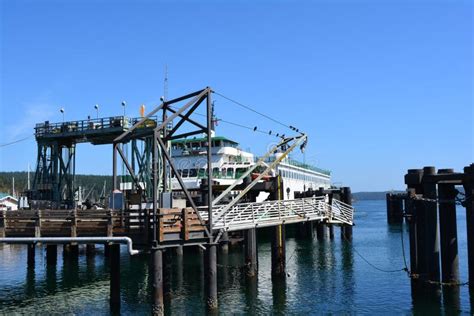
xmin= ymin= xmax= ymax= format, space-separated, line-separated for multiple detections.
xmin=0 ymin=200 xmax=472 ymax=315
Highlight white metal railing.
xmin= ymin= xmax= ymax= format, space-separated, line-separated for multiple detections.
xmin=199 ymin=197 xmax=354 ymax=232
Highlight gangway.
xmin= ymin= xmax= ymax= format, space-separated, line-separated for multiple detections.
xmin=199 ymin=196 xmax=354 ymax=234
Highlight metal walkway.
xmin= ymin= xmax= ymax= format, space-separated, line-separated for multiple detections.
xmin=200 ymin=196 xmax=354 ymax=232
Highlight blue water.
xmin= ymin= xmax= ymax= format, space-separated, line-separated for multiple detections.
xmin=0 ymin=200 xmax=472 ymax=314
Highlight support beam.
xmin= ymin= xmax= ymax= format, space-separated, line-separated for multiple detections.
xmin=110 ymin=244 xmax=121 ymax=313
xmin=316 ymin=222 xmax=326 ymax=241
xmin=151 ymin=248 xmax=164 ymax=316
xmin=86 ymin=244 xmax=96 ymax=257
xmin=341 ymin=187 xmax=353 ymax=240
xmin=296 ymin=221 xmax=313 ymax=239
xmin=27 ymin=244 xmax=35 ymax=268
xmin=220 ymin=231 xmax=229 ymax=254
xmin=271 ymin=225 xmax=286 ymax=277
xmin=46 ymin=244 xmax=57 ymax=266
xmin=438 ymin=169 xmax=459 ymax=284
xmin=205 ymin=244 xmax=218 ymax=310
xmin=245 ymin=228 xmax=258 ymax=277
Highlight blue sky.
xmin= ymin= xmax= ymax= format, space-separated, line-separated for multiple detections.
xmin=0 ymin=0 xmax=472 ymax=191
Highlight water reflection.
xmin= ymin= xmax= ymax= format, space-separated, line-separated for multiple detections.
xmin=411 ymin=281 xmax=442 ymax=315
xmin=442 ymin=286 xmax=461 ymax=315
xmin=272 ymin=275 xmax=287 ymax=314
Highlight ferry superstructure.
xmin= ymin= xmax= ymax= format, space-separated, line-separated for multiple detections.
xmin=170 ymin=135 xmax=331 ymax=200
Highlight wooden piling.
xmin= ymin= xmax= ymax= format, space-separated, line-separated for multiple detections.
xmin=46 ymin=244 xmax=57 ymax=266
xmin=464 ymin=164 xmax=474 ymax=289
xmin=316 ymin=222 xmax=326 ymax=241
xmin=386 ymin=193 xmax=404 ymax=224
xmin=110 ymin=243 xmax=121 ymax=313
xmin=405 ymin=169 xmax=423 ymax=276
xmin=422 ymin=166 xmax=440 ymax=283
xmin=245 ymin=228 xmax=258 ymax=277
xmin=151 ymin=248 xmax=164 ymax=316
xmin=297 ymin=221 xmax=313 ymax=239
xmin=205 ymin=244 xmax=218 ymax=310
xmin=438 ymin=169 xmax=459 ymax=284
xmin=220 ymin=231 xmax=229 ymax=254
xmin=27 ymin=244 xmax=35 ymax=268
xmin=341 ymin=187 xmax=353 ymax=240
xmin=86 ymin=244 xmax=96 ymax=256
xmin=271 ymin=225 xmax=286 ymax=277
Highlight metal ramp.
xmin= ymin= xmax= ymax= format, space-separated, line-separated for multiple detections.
xmin=199 ymin=196 xmax=354 ymax=232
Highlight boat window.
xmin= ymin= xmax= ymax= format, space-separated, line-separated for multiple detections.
xmin=198 ymin=168 xmax=206 ymax=178
xmin=215 ymin=140 xmax=221 ymax=147
xmin=227 ymin=168 xmax=234 ymax=178
xmin=221 ymin=168 xmax=227 ymax=177
xmin=182 ymin=169 xmax=189 ymax=177
xmin=236 ymin=167 xmax=248 ymax=178
xmin=212 ymin=167 xmax=220 ymax=177
xmin=189 ymin=169 xmax=197 ymax=177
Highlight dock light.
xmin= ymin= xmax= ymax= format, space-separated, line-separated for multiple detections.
xmin=60 ymin=108 xmax=65 ymax=122
xmin=94 ymin=104 xmax=99 ymax=119
xmin=121 ymin=101 xmax=126 ymax=117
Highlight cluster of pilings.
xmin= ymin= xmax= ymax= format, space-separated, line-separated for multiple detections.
xmin=402 ymin=165 xmax=473 ymax=290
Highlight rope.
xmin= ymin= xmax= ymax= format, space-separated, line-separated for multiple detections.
xmin=0 ymin=135 xmax=33 ymax=148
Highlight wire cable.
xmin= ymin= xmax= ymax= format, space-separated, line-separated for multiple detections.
xmin=342 ymin=228 xmax=407 ymax=273
xmin=0 ymin=135 xmax=33 ymax=148
xmin=213 ymin=91 xmax=293 ymax=131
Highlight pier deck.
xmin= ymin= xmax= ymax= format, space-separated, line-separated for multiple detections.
xmin=0 ymin=197 xmax=353 ymax=247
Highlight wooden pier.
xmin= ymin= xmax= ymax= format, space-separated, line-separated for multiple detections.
xmin=0 ymin=87 xmax=355 ymax=314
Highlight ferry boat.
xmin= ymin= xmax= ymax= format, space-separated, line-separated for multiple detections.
xmin=170 ymin=134 xmax=331 ymax=200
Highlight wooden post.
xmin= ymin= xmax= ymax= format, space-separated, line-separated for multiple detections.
xmin=220 ymin=231 xmax=229 ymax=254
xmin=86 ymin=244 xmax=96 ymax=257
xmin=438 ymin=169 xmax=459 ymax=284
xmin=297 ymin=221 xmax=313 ymax=239
xmin=316 ymin=222 xmax=326 ymax=241
xmin=35 ymin=210 xmax=41 ymax=238
xmin=0 ymin=210 xmax=5 ymax=238
xmin=27 ymin=244 xmax=35 ymax=268
xmin=341 ymin=187 xmax=353 ymax=240
xmin=110 ymin=243 xmax=121 ymax=313
xmin=46 ymin=244 xmax=57 ymax=266
xmin=463 ymin=164 xmax=474 ymax=289
xmin=422 ymin=166 xmax=440 ymax=283
xmin=205 ymin=244 xmax=218 ymax=310
xmin=405 ymin=169 xmax=424 ymax=276
xmin=245 ymin=228 xmax=258 ymax=277
xmin=151 ymin=248 xmax=163 ymax=316
xmin=271 ymin=225 xmax=286 ymax=277
xmin=387 ymin=193 xmax=404 ymax=224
